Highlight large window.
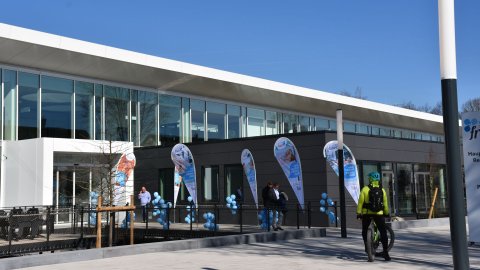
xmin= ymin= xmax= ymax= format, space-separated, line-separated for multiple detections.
xmin=159 ymin=95 xmax=181 ymax=146
xmin=94 ymin=84 xmax=103 ymax=140
xmin=396 ymin=163 xmax=414 ymax=215
xmin=18 ymin=72 xmax=39 ymax=140
xmin=247 ymin=108 xmax=264 ymax=137
xmin=202 ymin=166 xmax=219 ymax=202
xmin=191 ymin=99 xmax=205 ymax=142
xmin=266 ymin=111 xmax=279 ymax=135
xmin=41 ymin=76 xmax=73 ymax=138
xmin=3 ymin=69 xmax=16 ymax=140
xmin=75 ymin=81 xmax=94 ymax=139
xmin=225 ymin=165 xmax=243 ymax=202
xmin=227 ymin=105 xmax=241 ymax=139
xmin=314 ymin=118 xmax=329 ymax=131
xmin=159 ymin=168 xmax=174 ymax=201
xmin=206 ymin=101 xmax=225 ymax=141
xmin=104 ymin=86 xmax=129 ymax=141
xmin=299 ymin=116 xmax=310 ymax=132
xmin=139 ymin=90 xmax=158 ymax=146
xmin=282 ymin=113 xmax=297 ymax=133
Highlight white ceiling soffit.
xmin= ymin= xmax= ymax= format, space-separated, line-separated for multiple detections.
xmin=0 ymin=23 xmax=444 ymax=134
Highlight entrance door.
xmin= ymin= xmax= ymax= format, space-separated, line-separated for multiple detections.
xmin=381 ymin=171 xmax=396 ymax=215
xmin=53 ymin=165 xmax=93 ymax=223
xmin=414 ymin=173 xmax=432 ymax=215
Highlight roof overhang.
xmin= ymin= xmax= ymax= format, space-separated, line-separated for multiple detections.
xmin=0 ymin=23 xmax=444 ymax=134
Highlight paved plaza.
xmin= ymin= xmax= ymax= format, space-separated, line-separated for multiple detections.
xmin=13 ymin=225 xmax=480 ymax=270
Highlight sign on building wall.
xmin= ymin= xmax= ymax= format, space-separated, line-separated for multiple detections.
xmin=462 ymin=112 xmax=480 ymax=243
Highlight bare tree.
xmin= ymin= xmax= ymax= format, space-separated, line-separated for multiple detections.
xmin=461 ymin=97 xmax=480 ymax=113
xmin=396 ymin=101 xmax=443 ymax=115
xmin=338 ymin=86 xmax=367 ymax=100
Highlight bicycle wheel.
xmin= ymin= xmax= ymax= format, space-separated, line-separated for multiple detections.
xmin=366 ymin=224 xmax=376 ymax=262
xmin=386 ymin=225 xmax=395 ymax=251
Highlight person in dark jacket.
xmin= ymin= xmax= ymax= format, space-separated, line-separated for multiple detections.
xmin=262 ymin=182 xmax=273 ymax=207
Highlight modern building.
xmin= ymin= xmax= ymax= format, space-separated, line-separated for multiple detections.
xmin=0 ymin=23 xmax=448 ymax=225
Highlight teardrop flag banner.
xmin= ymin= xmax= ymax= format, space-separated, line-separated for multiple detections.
xmin=112 ymin=151 xmax=136 ymax=206
xmin=274 ymin=137 xmax=304 ymax=209
xmin=173 ymin=167 xmax=182 ymax=208
xmin=241 ymin=149 xmax=258 ymax=209
xmin=171 ymin=144 xmax=197 ymax=205
xmin=323 ymin=140 xmax=361 ymax=204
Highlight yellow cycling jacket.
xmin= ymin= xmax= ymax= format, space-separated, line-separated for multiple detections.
xmin=356 ymin=182 xmax=389 ymax=215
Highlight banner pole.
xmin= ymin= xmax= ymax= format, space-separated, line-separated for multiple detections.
xmin=336 ymin=109 xmax=347 ymax=238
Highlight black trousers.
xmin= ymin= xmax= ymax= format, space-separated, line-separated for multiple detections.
xmin=361 ymin=215 xmax=389 ymax=251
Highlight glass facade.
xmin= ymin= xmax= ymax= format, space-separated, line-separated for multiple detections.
xmin=206 ymin=101 xmax=225 ymax=141
xmin=0 ymin=67 xmax=444 ymax=145
xmin=18 ymin=72 xmax=39 ymax=140
xmin=360 ymin=161 xmax=447 ymax=218
xmin=3 ymin=70 xmax=16 ymax=140
xmin=41 ymin=76 xmax=73 ymax=138
xmin=75 ymin=81 xmax=94 ymax=139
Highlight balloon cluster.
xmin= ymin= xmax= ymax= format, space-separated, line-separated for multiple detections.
xmin=185 ymin=196 xmax=196 ymax=224
xmin=202 ymin=212 xmax=219 ymax=231
xmin=258 ymin=209 xmax=277 ymax=230
xmin=89 ymin=191 xmax=99 ymax=225
xmin=152 ymin=192 xmax=172 ymax=230
xmin=319 ymin=193 xmax=338 ymax=224
xmin=225 ymin=194 xmax=238 ymax=215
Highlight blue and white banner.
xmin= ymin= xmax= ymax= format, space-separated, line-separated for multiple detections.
xmin=171 ymin=144 xmax=197 ymax=205
xmin=323 ymin=140 xmax=360 ymax=204
xmin=173 ymin=167 xmax=182 ymax=208
xmin=274 ymin=137 xmax=304 ymax=209
xmin=241 ymin=149 xmax=258 ymax=209
xmin=462 ymin=112 xmax=480 ymax=243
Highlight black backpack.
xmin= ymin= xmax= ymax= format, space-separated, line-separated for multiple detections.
xmin=367 ymin=184 xmax=384 ymax=212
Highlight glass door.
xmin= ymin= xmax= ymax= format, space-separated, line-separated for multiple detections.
xmin=381 ymin=171 xmax=396 ymax=216
xmin=414 ymin=172 xmax=432 ymax=216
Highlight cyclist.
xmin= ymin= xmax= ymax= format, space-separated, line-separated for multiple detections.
xmin=357 ymin=171 xmax=391 ymax=261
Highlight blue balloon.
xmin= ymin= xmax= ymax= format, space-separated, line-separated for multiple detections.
xmin=167 ymin=202 xmax=172 ymax=208
xmin=203 ymin=213 xmax=208 ymax=220
xmin=187 ymin=196 xmax=193 ymax=202
xmin=320 ymin=206 xmax=326 ymax=212
xmin=320 ymin=199 xmax=326 ymax=206
xmin=226 ymin=204 xmax=231 ymax=208
xmin=231 ymin=200 xmax=237 ymax=205
xmin=226 ymin=197 xmax=232 ymax=204
xmin=327 ymin=198 xmax=334 ymax=206
xmin=153 ymin=192 xmax=159 ymax=197
xmin=232 ymin=205 xmax=237 ymax=210
xmin=160 ymin=199 xmax=165 ymax=204
xmin=321 ymin=193 xmax=328 ymax=200
xmin=230 ymin=194 xmax=236 ymax=200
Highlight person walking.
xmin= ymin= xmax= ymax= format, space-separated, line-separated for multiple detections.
xmin=272 ymin=183 xmax=284 ymax=230
xmin=356 ymin=171 xmax=391 ymax=262
xmin=138 ymin=186 xmax=151 ymax=222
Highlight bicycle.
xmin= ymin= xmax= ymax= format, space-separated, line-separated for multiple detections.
xmin=366 ymin=218 xmax=395 ymax=262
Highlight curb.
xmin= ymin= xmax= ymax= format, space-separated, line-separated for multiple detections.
xmin=0 ymin=228 xmax=326 ymax=270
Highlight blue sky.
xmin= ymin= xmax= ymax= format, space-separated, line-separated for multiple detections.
xmin=1 ymin=1 xmax=479 ymax=108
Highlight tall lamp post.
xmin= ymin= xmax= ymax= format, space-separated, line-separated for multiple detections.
xmin=337 ymin=109 xmax=347 ymax=238
xmin=438 ymin=0 xmax=469 ymax=269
